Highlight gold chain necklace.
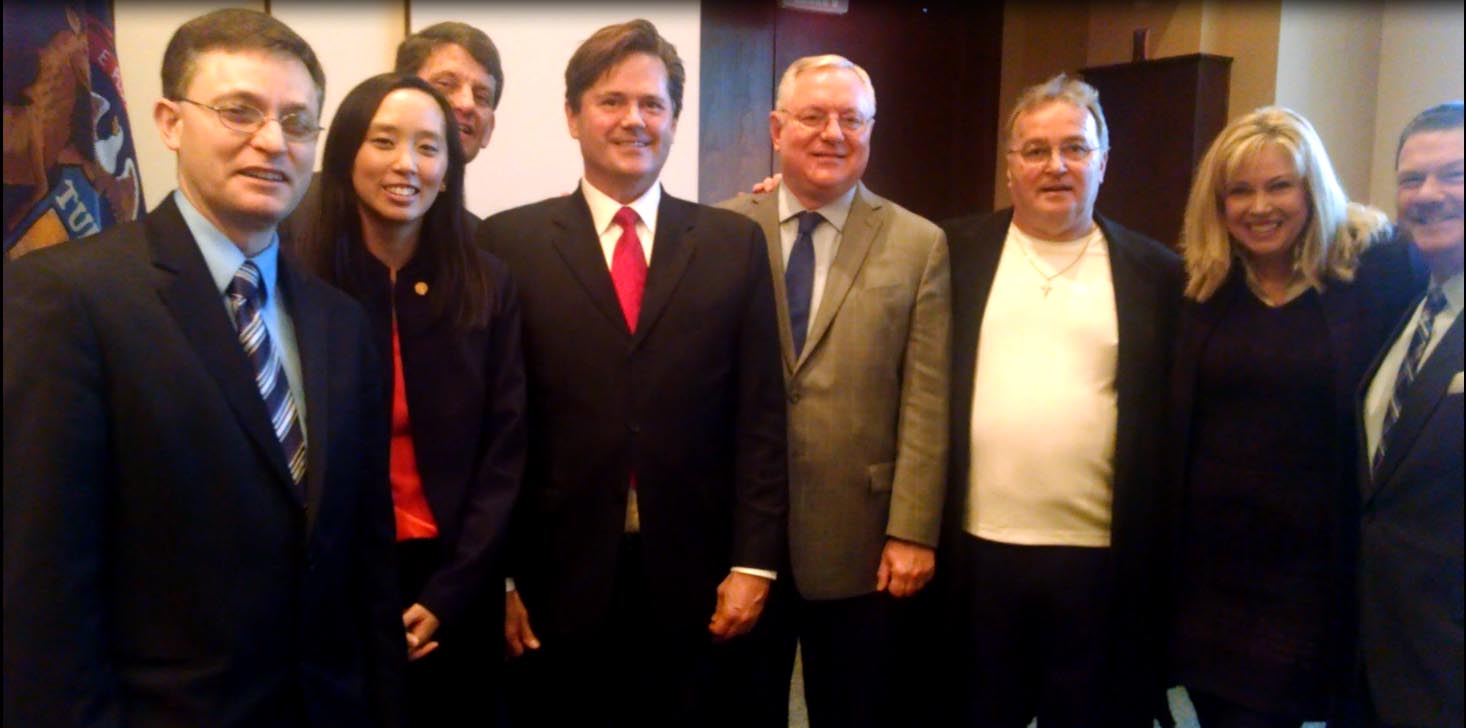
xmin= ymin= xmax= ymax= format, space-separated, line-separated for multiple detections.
xmin=1015 ymin=233 xmax=1093 ymax=298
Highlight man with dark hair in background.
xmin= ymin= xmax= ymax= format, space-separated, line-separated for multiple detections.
xmin=396 ymin=22 xmax=503 ymax=171
xmin=480 ymin=18 xmax=786 ymax=728
xmin=3 ymin=8 xmax=402 ymax=726
xmin=286 ymin=20 xmax=503 ymax=237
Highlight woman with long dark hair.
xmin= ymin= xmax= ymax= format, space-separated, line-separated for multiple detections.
xmin=295 ymin=73 xmax=524 ymax=724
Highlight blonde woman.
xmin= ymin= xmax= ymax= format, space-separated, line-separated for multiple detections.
xmin=1166 ymin=107 xmax=1424 ymax=726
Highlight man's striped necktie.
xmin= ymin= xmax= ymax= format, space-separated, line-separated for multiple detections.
xmin=1374 ymin=286 xmax=1448 ymax=476
xmin=227 ymin=261 xmax=307 ymax=489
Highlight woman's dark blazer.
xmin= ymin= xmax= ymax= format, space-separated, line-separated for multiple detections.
xmin=1164 ymin=238 xmax=1423 ymax=703
xmin=348 ymin=246 xmax=527 ymax=634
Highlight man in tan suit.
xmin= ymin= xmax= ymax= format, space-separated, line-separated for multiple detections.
xmin=719 ymin=54 xmax=950 ymax=728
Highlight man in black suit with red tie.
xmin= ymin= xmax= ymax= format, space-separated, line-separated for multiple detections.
xmin=477 ymin=19 xmax=786 ymax=728
xmin=3 ymin=10 xmax=402 ymax=727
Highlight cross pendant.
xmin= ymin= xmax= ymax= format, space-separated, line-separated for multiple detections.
xmin=1040 ymin=282 xmax=1053 ymax=298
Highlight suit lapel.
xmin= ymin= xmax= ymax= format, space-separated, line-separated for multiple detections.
xmin=1356 ymin=297 xmax=1416 ymax=500
xmin=548 ymin=191 xmax=629 ymax=336
xmin=1101 ymin=217 xmax=1165 ymax=494
xmin=950 ymin=209 xmax=1009 ymax=357
xmin=1370 ymin=313 xmax=1463 ymax=495
xmin=800 ymin=183 xmax=882 ymax=369
xmin=148 ymin=198 xmax=301 ymax=502
xmin=1318 ymin=280 xmax=1374 ymax=489
xmin=1319 ymin=282 xmax=1359 ymax=404
xmin=745 ymin=192 xmax=797 ymax=374
xmin=636 ymin=192 xmax=697 ymax=345
xmin=1171 ymin=273 xmax=1240 ymax=474
xmin=279 ymin=259 xmax=329 ymax=531
xmin=947 ymin=209 xmax=1010 ymax=441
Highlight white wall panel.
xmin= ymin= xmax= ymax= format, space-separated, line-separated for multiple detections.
xmin=410 ymin=2 xmax=701 ymax=217
xmin=114 ymin=1 xmax=262 ymax=208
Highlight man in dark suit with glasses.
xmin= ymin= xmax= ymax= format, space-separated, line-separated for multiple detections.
xmin=4 ymin=10 xmax=402 ymax=726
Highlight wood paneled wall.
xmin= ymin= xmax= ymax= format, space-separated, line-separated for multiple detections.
xmin=699 ymin=0 xmax=1003 ymax=223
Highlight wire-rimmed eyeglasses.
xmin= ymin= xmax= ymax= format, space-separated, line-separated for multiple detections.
xmin=179 ymin=98 xmax=322 ymax=142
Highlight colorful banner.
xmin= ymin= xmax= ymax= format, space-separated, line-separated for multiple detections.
xmin=4 ymin=0 xmax=144 ymax=260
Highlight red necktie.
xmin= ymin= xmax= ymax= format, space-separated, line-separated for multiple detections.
xmin=611 ymin=207 xmax=647 ymax=507
xmin=611 ymin=206 xmax=647 ymax=332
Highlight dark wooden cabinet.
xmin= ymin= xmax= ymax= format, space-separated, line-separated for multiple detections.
xmin=1080 ymin=53 xmax=1231 ymax=249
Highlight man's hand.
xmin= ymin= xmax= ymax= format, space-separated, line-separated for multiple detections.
xmin=708 ymin=571 xmax=770 ymax=641
xmin=751 ymin=173 xmax=783 ymax=195
xmin=504 ymin=588 xmax=541 ymax=658
xmin=402 ymin=603 xmax=441 ymax=661
xmin=875 ymin=538 xmax=935 ymax=598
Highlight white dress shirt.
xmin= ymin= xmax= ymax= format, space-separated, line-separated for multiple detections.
xmin=580 ymin=177 xmax=660 ymax=268
xmin=1363 ymin=271 xmax=1464 ymax=462
xmin=776 ymin=183 xmax=857 ymax=340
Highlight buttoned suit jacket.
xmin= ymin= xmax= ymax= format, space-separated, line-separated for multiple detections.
xmin=940 ymin=207 xmax=1182 ymax=726
xmin=476 ymin=187 xmax=787 ymax=642
xmin=2 ymin=197 xmax=403 ymax=727
xmin=344 ymin=247 xmax=526 ymax=645
xmin=1355 ymin=278 xmax=1463 ymax=728
xmin=719 ymin=183 xmax=950 ymax=600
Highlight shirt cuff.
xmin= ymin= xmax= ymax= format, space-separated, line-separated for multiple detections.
xmin=513 ymin=569 xmax=775 ymax=591
xmin=731 ymin=566 xmax=777 ymax=581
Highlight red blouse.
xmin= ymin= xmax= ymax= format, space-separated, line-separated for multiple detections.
xmin=389 ymin=314 xmax=438 ymax=541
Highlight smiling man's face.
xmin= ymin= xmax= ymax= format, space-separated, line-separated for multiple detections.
xmin=157 ymin=48 xmax=319 ymax=250
xmin=1396 ymin=126 xmax=1464 ymax=278
xmin=417 ymin=42 xmax=496 ymax=163
xmin=566 ymin=51 xmax=676 ymax=203
xmin=771 ymin=66 xmax=873 ymax=209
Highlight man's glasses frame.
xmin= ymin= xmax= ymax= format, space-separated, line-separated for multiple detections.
xmin=779 ymin=108 xmax=874 ymax=134
xmin=1007 ymin=142 xmax=1106 ymax=167
xmin=179 ymin=98 xmax=323 ymax=142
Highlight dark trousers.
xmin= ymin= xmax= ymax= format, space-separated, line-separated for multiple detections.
xmin=397 ymin=539 xmax=506 ymax=728
xmin=1329 ymin=671 xmax=1386 ymax=728
xmin=740 ymin=570 xmax=942 ymax=728
xmin=956 ymin=535 xmax=1118 ymax=728
xmin=505 ymin=535 xmax=754 ymax=728
xmin=1188 ymin=689 xmax=1306 ymax=728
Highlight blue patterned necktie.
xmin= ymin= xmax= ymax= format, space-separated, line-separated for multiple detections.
xmin=786 ymin=211 xmax=823 ymax=357
xmin=227 ymin=261 xmax=307 ymax=488
xmin=1374 ymin=286 xmax=1448 ymax=476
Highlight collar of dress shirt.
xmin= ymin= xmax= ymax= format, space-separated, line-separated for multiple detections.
xmin=174 ymin=189 xmax=281 ymax=301
xmin=580 ymin=177 xmax=661 ymax=242
xmin=776 ymin=181 xmax=856 ymax=233
xmin=1434 ymin=269 xmax=1464 ymax=318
